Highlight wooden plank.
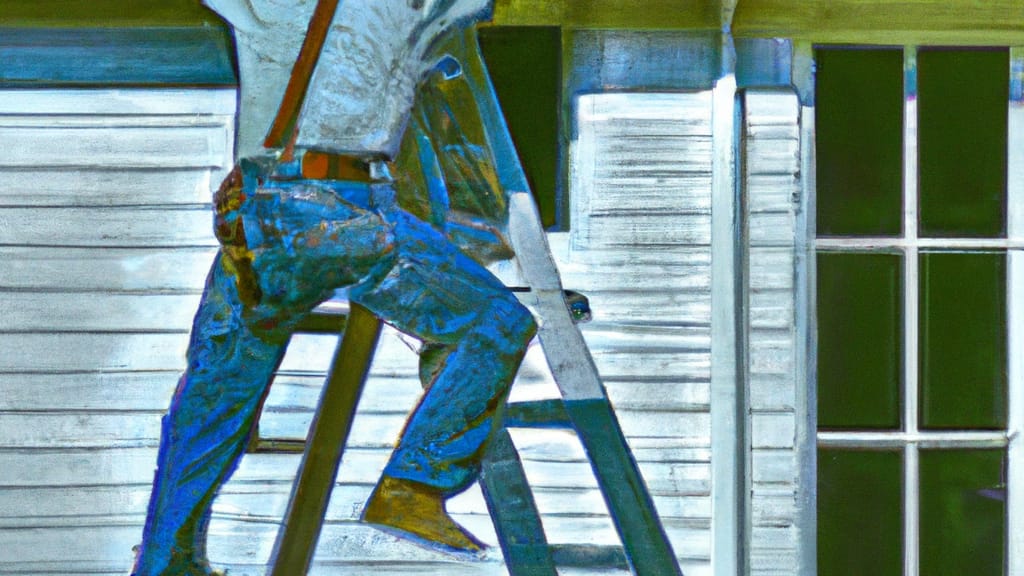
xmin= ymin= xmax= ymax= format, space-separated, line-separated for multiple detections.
xmin=750 ymin=413 xmax=796 ymax=450
xmin=492 ymin=0 xmax=719 ymax=29
xmin=0 ymin=125 xmax=230 ymax=169
xmin=0 ymin=88 xmax=235 ymax=116
xmin=0 ymin=447 xmax=161 ymax=488
xmin=0 ymin=247 xmax=216 ymax=292
xmin=0 ymin=372 xmax=180 ymax=412
xmin=733 ymin=0 xmax=1024 ymax=45
xmin=0 ymin=168 xmax=223 ymax=207
xmin=0 ymin=292 xmax=201 ymax=332
xmin=0 ymin=206 xmax=216 ymax=247
xmin=0 ymin=333 xmax=189 ymax=372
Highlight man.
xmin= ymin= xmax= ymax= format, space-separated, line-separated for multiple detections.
xmin=132 ymin=1 xmax=537 ymax=574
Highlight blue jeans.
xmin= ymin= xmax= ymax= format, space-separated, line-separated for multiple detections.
xmin=133 ymin=161 xmax=536 ymax=573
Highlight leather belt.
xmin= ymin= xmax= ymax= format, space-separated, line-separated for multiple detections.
xmin=300 ymin=150 xmax=375 ymax=182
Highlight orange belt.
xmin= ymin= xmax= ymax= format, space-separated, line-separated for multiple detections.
xmin=300 ymin=150 xmax=376 ymax=182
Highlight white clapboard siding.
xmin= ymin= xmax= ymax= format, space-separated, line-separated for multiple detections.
xmin=0 ymin=88 xmax=235 ymax=575
xmin=744 ymin=90 xmax=804 ymax=575
xmin=566 ymin=92 xmax=716 ymax=573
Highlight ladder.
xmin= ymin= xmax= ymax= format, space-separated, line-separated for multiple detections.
xmin=244 ymin=23 xmax=683 ymax=576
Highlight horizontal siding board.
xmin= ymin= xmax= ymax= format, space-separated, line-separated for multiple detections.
xmin=573 ymin=213 xmax=712 ymax=248
xmin=0 ymin=206 xmax=216 ymax=247
xmin=0 ymin=292 xmax=201 ymax=332
xmin=0 ymin=168 xmax=223 ymax=207
xmin=0 ymin=448 xmax=160 ymax=488
xmin=0 ymin=372 xmax=180 ymax=412
xmin=576 ymin=291 xmax=712 ymax=325
xmin=0 ymin=89 xmax=236 ymax=116
xmin=749 ymin=291 xmax=795 ymax=330
xmin=749 ymin=373 xmax=797 ymax=411
xmin=0 ymin=247 xmax=216 ymax=292
xmin=0 ymin=125 xmax=231 ymax=169
xmin=0 ymin=333 xmax=189 ymax=373
xmin=751 ymin=412 xmax=796 ymax=450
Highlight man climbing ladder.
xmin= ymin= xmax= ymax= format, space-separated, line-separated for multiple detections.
xmin=133 ymin=1 xmax=540 ymax=573
xmin=132 ymin=1 xmax=681 ymax=574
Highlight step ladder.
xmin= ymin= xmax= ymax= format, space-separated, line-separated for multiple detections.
xmin=245 ymin=210 xmax=683 ymax=576
xmin=244 ymin=27 xmax=683 ymax=576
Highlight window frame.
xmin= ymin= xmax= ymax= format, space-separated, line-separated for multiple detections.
xmin=808 ymin=44 xmax=1024 ymax=576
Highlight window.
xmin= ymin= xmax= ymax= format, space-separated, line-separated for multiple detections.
xmin=815 ymin=46 xmax=1020 ymax=575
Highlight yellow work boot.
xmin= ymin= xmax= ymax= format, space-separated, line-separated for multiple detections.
xmin=361 ymin=476 xmax=485 ymax=554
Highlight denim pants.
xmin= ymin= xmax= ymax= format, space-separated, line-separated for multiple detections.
xmin=133 ymin=159 xmax=536 ymax=572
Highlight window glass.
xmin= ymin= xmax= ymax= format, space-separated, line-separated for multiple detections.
xmin=817 ymin=252 xmax=903 ymax=429
xmin=919 ymin=450 xmax=1005 ymax=576
xmin=818 ymin=449 xmax=903 ymax=576
xmin=918 ymin=48 xmax=1008 ymax=238
xmin=816 ymin=48 xmax=904 ymax=237
xmin=919 ymin=252 xmax=1007 ymax=429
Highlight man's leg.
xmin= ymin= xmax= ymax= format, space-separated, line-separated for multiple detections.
xmin=134 ymin=254 xmax=289 ymax=575
xmin=354 ymin=210 xmax=537 ymax=552
xmin=134 ymin=181 xmax=396 ymax=575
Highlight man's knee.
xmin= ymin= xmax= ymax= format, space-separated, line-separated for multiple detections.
xmin=483 ymin=294 xmax=537 ymax=351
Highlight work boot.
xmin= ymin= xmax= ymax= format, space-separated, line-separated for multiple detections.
xmin=362 ymin=476 xmax=485 ymax=554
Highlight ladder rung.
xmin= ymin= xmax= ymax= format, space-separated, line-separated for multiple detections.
xmin=550 ymin=544 xmax=628 ymax=570
xmin=294 ymin=310 xmax=347 ymax=333
xmin=249 ymin=437 xmax=307 ymax=454
xmin=503 ymin=399 xmax=572 ymax=429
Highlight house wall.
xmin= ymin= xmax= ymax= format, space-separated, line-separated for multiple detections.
xmin=0 ymin=87 xmax=235 ymax=573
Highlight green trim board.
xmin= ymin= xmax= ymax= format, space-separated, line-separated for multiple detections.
xmin=493 ymin=0 xmax=720 ymax=29
xmin=733 ymin=0 xmax=1024 ymax=45
xmin=0 ymin=27 xmax=237 ymax=86
xmin=0 ymin=0 xmax=223 ymax=27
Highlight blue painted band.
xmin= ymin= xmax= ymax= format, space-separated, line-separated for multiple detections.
xmin=0 ymin=26 xmax=236 ymax=86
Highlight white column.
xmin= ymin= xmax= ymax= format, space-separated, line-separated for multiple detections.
xmin=902 ymin=47 xmax=921 ymax=576
xmin=1006 ymin=45 xmax=1024 ymax=576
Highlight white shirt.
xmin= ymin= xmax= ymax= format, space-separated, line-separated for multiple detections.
xmin=204 ymin=0 xmax=492 ymax=159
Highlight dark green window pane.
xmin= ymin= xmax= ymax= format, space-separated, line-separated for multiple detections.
xmin=816 ymin=48 xmax=904 ymax=237
xmin=920 ymin=450 xmax=1005 ymax=576
xmin=919 ymin=252 xmax=1007 ymax=429
xmin=818 ymin=449 xmax=902 ymax=576
xmin=818 ymin=253 xmax=902 ymax=429
xmin=478 ymin=26 xmax=561 ymax=229
xmin=918 ymin=49 xmax=1008 ymax=238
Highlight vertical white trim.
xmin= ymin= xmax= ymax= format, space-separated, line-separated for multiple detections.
xmin=1005 ymin=46 xmax=1024 ymax=576
xmin=711 ymin=72 xmax=747 ymax=576
xmin=902 ymin=47 xmax=921 ymax=576
xmin=1009 ymin=251 xmax=1023 ymax=576
xmin=792 ymin=40 xmax=819 ymax=576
